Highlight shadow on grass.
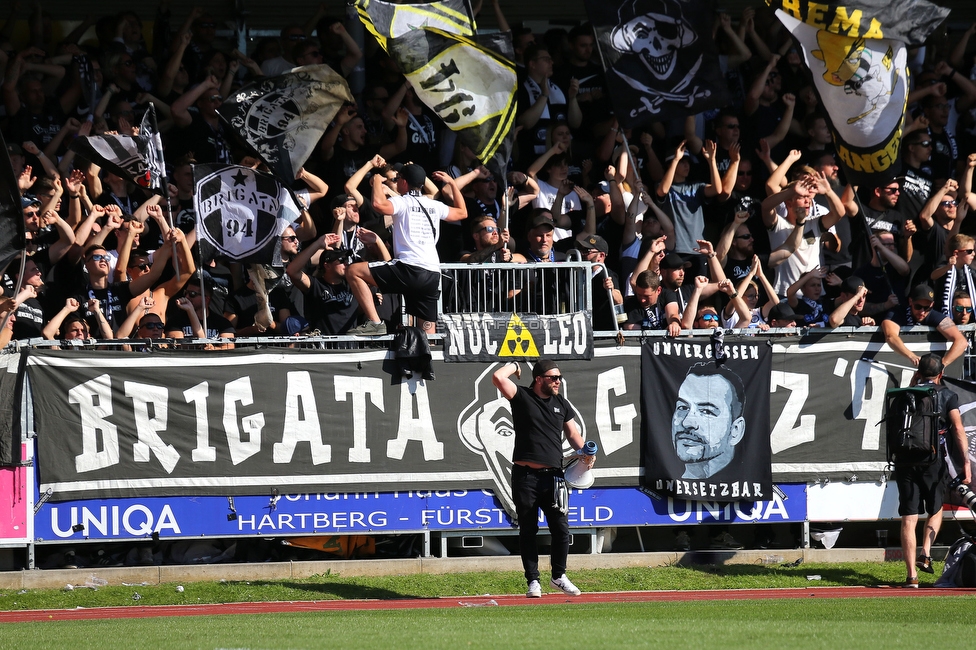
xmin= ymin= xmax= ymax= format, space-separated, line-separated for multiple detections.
xmin=673 ymin=555 xmax=900 ymax=587
xmin=246 ymin=580 xmax=414 ymax=600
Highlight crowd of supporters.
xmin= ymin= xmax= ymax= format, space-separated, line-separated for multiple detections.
xmin=3 ymin=2 xmax=976 ymax=360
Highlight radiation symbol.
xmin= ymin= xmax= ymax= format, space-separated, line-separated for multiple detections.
xmin=498 ymin=314 xmax=539 ymax=358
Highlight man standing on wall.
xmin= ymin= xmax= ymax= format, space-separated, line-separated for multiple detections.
xmin=492 ymin=359 xmax=593 ymax=598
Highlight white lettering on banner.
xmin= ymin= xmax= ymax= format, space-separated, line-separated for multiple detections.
xmin=236 ymin=510 xmax=388 ymax=531
xmin=185 ymin=382 xmax=216 ymax=462
xmin=838 ymin=359 xmax=887 ymax=451
xmin=223 ymin=377 xmax=265 ymax=465
xmin=274 ymin=371 xmax=331 ymax=464
xmin=543 ymin=313 xmax=588 ymax=355
xmin=652 ymin=341 xmax=760 ymax=360
xmin=388 ymin=377 xmax=444 ymax=460
xmin=595 ymin=366 xmax=637 ymax=455
xmin=422 ymin=507 xmax=508 ymax=526
xmin=49 ymin=504 xmax=182 ymax=538
xmin=660 ymin=479 xmax=764 ymax=500
xmin=284 ymin=492 xmax=385 ymax=501
xmin=124 ymin=381 xmax=180 ymax=473
xmin=769 ymin=371 xmax=816 ymax=454
xmin=68 ymin=374 xmax=120 ymax=473
xmin=665 ymin=493 xmax=789 ymax=522
xmin=334 ymin=375 xmax=384 ymax=463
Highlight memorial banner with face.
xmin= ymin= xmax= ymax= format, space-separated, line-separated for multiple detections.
xmin=641 ymin=338 xmax=772 ymax=502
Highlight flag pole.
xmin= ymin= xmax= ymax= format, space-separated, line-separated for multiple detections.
xmin=146 ymin=103 xmax=181 ymax=284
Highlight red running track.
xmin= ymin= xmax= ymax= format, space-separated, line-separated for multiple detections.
xmin=2 ymin=586 xmax=975 ymax=623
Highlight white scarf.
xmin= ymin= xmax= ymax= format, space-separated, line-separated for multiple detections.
xmin=941 ymin=264 xmax=976 ymax=317
xmin=523 ymin=77 xmax=566 ymax=120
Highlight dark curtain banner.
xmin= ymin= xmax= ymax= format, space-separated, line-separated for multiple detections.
xmin=0 ymin=130 xmax=26 ymax=277
xmin=641 ymin=338 xmax=772 ymax=502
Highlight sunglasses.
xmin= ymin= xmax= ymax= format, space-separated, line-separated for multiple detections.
xmin=700 ymin=314 xmax=720 ymax=323
xmin=288 ymin=33 xmax=306 ymax=40
xmin=186 ymin=291 xmax=202 ymax=299
xmin=128 ymin=262 xmax=150 ymax=271
xmin=121 ymin=59 xmax=135 ymax=67
xmin=281 ymin=235 xmax=299 ymax=242
xmin=542 ymin=374 xmax=562 ymax=382
xmin=735 ymin=233 xmax=754 ymax=240
xmin=912 ymin=302 xmax=933 ymax=312
xmin=883 ymin=187 xmax=900 ymax=194
xmin=23 ymin=210 xmax=39 ymax=217
xmin=722 ymin=123 xmax=740 ymax=129
xmin=941 ymin=200 xmax=958 ymax=207
xmin=140 ymin=321 xmax=165 ymax=330
xmin=954 ymin=305 xmax=974 ymax=314
xmin=88 ymin=254 xmax=110 ymax=263
xmin=209 ymin=94 xmax=223 ymax=102
xmin=479 ymin=226 xmax=497 ymax=234
xmin=957 ymin=249 xmax=975 ymax=255
xmin=915 ymin=141 xmax=932 ymax=147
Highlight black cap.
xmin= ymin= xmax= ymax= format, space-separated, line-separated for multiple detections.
xmin=330 ymin=193 xmax=355 ymax=211
xmin=660 ymin=253 xmax=691 ymax=270
xmin=532 ymin=359 xmax=559 ymax=379
xmin=768 ymin=302 xmax=800 ymax=323
xmin=321 ymin=248 xmax=352 ymax=264
xmin=840 ymin=275 xmax=865 ymax=295
xmin=526 ymin=213 xmax=555 ymax=231
xmin=576 ymin=234 xmax=609 ymax=254
xmin=910 ymin=284 xmax=935 ymax=302
xmin=400 ymin=163 xmax=426 ymax=189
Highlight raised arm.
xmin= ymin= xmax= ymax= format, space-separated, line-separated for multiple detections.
xmin=491 ymin=361 xmax=520 ymax=400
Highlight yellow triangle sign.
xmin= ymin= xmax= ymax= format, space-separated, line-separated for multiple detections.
xmin=498 ymin=313 xmax=540 ymax=358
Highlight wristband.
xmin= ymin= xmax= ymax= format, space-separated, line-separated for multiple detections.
xmin=69 ymin=194 xmax=80 ymax=199
xmin=511 ymin=361 xmax=520 ymax=370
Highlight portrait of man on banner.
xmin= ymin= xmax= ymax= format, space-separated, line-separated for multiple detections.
xmin=641 ymin=339 xmax=772 ymax=501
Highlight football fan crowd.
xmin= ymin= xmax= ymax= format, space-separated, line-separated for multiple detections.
xmin=2 ymin=2 xmax=976 ymax=365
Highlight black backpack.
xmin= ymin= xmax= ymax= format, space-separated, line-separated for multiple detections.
xmin=884 ymin=386 xmax=942 ymax=464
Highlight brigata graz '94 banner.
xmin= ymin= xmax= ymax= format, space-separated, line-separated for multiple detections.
xmin=641 ymin=338 xmax=772 ymax=502
xmin=23 ymin=333 xmax=955 ymax=504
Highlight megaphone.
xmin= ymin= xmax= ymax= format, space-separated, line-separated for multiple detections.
xmin=564 ymin=441 xmax=598 ymax=489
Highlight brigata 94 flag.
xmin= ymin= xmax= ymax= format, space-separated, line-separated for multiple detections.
xmin=641 ymin=338 xmax=772 ymax=502
xmin=193 ymin=164 xmax=300 ymax=264
xmin=218 ymin=65 xmax=353 ymax=183
xmin=585 ymin=0 xmax=729 ymax=128
xmin=767 ymin=0 xmax=949 ymax=185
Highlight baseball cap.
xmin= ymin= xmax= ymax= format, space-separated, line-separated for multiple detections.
xmin=768 ymin=302 xmax=800 ymax=323
xmin=660 ymin=253 xmax=691 ymax=270
xmin=330 ymin=193 xmax=356 ymax=210
xmin=576 ymin=234 xmax=609 ymax=254
xmin=532 ymin=358 xmax=559 ymax=379
xmin=320 ymin=248 xmax=352 ymax=264
xmin=910 ymin=284 xmax=935 ymax=302
xmin=840 ymin=276 xmax=866 ymax=295
xmin=21 ymin=195 xmax=41 ymax=210
xmin=526 ymin=212 xmax=555 ymax=231
xmin=400 ymin=163 xmax=426 ymax=189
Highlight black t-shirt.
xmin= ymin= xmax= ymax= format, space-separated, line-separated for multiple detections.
xmin=8 ymin=101 xmax=66 ymax=149
xmin=884 ymin=305 xmax=948 ymax=328
xmin=591 ymin=267 xmax=620 ymax=331
xmin=85 ymin=281 xmax=136 ymax=331
xmin=12 ymin=297 xmax=45 ymax=340
xmin=306 ymin=276 xmax=360 ymax=335
xmin=165 ymin=110 xmax=233 ymax=164
xmin=900 ymin=166 xmax=934 ymax=220
xmin=165 ymin=310 xmax=235 ymax=339
xmin=624 ymin=295 xmax=666 ymax=330
xmin=510 ymin=384 xmax=576 ymax=468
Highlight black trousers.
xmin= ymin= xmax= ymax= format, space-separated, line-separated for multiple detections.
xmin=512 ymin=464 xmax=569 ymax=583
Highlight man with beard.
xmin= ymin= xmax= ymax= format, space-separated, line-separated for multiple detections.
xmin=168 ymin=75 xmax=233 ymax=164
xmin=457 ymin=215 xmax=524 ymax=312
xmin=716 ymin=199 xmax=803 ymax=299
xmin=899 ymin=130 xmax=936 ymax=222
xmin=516 ymin=211 xmax=569 ymax=314
xmin=671 ymin=363 xmax=747 ymax=481
xmin=287 ymin=232 xmax=369 ymax=335
xmin=915 ymin=162 xmax=974 ymax=283
xmin=881 ymin=284 xmax=967 ymax=368
xmin=492 ymin=359 xmax=592 ymax=598
xmin=845 ymin=178 xmax=915 ymax=270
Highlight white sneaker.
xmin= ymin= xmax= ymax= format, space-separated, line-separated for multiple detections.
xmin=526 ymin=579 xmax=542 ymax=598
xmin=549 ymin=574 xmax=581 ymax=596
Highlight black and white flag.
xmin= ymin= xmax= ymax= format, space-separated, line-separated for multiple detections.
xmin=386 ymin=28 xmax=517 ymax=168
xmin=355 ymin=0 xmax=476 ymax=51
xmin=0 ymin=130 xmax=26 ymax=277
xmin=193 ymin=164 xmax=300 ymax=264
xmin=940 ymin=377 xmax=976 ymax=495
xmin=219 ymin=65 xmax=353 ymax=183
xmin=68 ymin=104 xmax=166 ymax=195
xmin=586 ymin=0 xmax=730 ymax=128
xmin=767 ymin=0 xmax=949 ymax=185
xmin=641 ymin=338 xmax=772 ymax=502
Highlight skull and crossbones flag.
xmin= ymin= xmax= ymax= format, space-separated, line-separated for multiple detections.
xmin=193 ymin=164 xmax=300 ymax=265
xmin=586 ymin=0 xmax=729 ymax=128
xmin=767 ymin=0 xmax=949 ymax=186
xmin=69 ymin=104 xmax=166 ymax=195
xmin=218 ymin=65 xmax=353 ymax=184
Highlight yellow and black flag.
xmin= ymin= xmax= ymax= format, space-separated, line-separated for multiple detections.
xmin=767 ymin=0 xmax=949 ymax=185
xmin=355 ymin=0 xmax=476 ymax=50
xmin=386 ymin=28 xmax=517 ymax=169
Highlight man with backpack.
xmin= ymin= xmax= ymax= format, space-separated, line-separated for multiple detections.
xmin=891 ymin=354 xmax=972 ymax=587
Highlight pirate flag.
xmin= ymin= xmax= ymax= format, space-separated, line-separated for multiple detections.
xmin=386 ymin=28 xmax=517 ymax=170
xmin=586 ymin=0 xmax=730 ymax=128
xmin=355 ymin=0 xmax=476 ymax=50
xmin=68 ymin=104 xmax=166 ymax=195
xmin=767 ymin=0 xmax=950 ymax=185
xmin=219 ymin=65 xmax=353 ymax=183
xmin=193 ymin=164 xmax=300 ymax=265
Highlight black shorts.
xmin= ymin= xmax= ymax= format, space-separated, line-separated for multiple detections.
xmin=894 ymin=461 xmax=946 ymax=516
xmin=368 ymin=260 xmax=440 ymax=322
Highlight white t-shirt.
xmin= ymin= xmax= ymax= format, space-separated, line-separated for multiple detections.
xmin=768 ymin=201 xmax=829 ymax=297
xmin=533 ymin=179 xmax=581 ymax=242
xmin=388 ymin=192 xmax=450 ymax=272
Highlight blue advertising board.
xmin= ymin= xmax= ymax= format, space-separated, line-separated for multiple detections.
xmin=34 ymin=485 xmax=807 ymax=542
